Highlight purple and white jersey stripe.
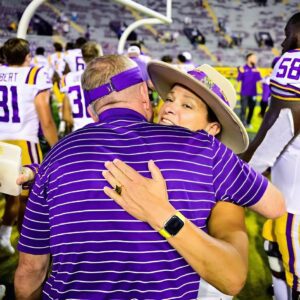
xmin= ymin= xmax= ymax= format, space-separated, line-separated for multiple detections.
xmin=19 ymin=108 xmax=268 ymax=299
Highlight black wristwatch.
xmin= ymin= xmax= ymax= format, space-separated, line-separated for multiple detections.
xmin=159 ymin=211 xmax=185 ymax=239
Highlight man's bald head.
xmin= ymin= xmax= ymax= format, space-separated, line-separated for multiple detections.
xmin=82 ymin=54 xmax=152 ymax=121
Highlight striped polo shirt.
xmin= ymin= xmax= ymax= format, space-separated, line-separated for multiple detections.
xmin=19 ymin=108 xmax=268 ymax=300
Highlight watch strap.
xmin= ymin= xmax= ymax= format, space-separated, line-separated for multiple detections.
xmin=159 ymin=211 xmax=185 ymax=239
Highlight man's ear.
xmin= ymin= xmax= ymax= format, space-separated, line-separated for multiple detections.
xmin=139 ymin=82 xmax=153 ymax=121
xmin=139 ymin=82 xmax=151 ymax=110
xmin=205 ymin=122 xmax=221 ymax=136
xmin=87 ymin=105 xmax=99 ymax=122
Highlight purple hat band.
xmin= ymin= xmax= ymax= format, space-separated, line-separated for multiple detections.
xmin=83 ymin=67 xmax=144 ymax=106
xmin=188 ymin=70 xmax=230 ymax=107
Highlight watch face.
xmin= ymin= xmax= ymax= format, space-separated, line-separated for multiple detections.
xmin=165 ymin=215 xmax=185 ymax=236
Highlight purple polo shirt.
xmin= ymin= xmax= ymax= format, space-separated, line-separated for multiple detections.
xmin=18 ymin=108 xmax=268 ymax=299
xmin=237 ymin=64 xmax=262 ymax=96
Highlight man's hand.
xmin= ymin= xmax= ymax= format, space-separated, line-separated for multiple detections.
xmin=16 ymin=167 xmax=35 ymax=185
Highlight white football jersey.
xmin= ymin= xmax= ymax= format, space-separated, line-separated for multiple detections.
xmin=31 ymin=55 xmax=49 ymax=69
xmin=249 ymin=108 xmax=300 ymax=213
xmin=64 ymin=49 xmax=85 ymax=72
xmin=270 ymin=49 xmax=300 ymax=100
xmin=60 ymin=70 xmax=92 ymax=131
xmin=0 ymin=66 xmax=52 ymax=143
xmin=31 ymin=55 xmax=53 ymax=79
xmin=48 ymin=51 xmax=66 ymax=78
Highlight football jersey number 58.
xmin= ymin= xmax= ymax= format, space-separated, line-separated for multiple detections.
xmin=276 ymin=57 xmax=300 ymax=80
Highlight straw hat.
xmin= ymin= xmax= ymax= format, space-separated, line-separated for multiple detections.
xmin=148 ymin=61 xmax=249 ymax=153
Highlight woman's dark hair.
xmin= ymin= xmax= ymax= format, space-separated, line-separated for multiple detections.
xmin=206 ymin=105 xmax=220 ymax=124
xmin=206 ymin=104 xmax=222 ymax=138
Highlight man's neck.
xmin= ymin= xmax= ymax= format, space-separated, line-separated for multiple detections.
xmin=97 ymin=107 xmax=150 ymax=123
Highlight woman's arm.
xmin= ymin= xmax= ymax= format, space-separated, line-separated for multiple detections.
xmin=103 ymin=159 xmax=248 ymax=295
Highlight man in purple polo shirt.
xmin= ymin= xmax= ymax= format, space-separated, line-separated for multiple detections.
xmin=237 ymin=53 xmax=262 ymax=128
xmin=15 ymin=55 xmax=284 ymax=299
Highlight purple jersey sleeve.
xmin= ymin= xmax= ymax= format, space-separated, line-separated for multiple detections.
xmin=18 ymin=169 xmax=50 ymax=254
xmin=212 ymin=138 xmax=268 ymax=207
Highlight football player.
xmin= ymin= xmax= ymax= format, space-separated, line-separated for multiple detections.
xmin=0 ymin=38 xmax=58 ymax=254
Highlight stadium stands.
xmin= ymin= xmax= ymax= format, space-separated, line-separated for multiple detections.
xmin=255 ymin=31 xmax=274 ymax=48
xmin=183 ymin=27 xmax=206 ymax=47
xmin=0 ymin=0 xmax=297 ymax=67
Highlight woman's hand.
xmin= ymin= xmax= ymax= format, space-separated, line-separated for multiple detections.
xmin=102 ymin=159 xmax=176 ymax=231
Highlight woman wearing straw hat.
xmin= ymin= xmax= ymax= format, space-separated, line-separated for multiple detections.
xmin=150 ymin=61 xmax=246 ymax=299
xmin=103 ymin=61 xmax=285 ymax=297
xmin=151 ymin=61 xmax=249 ymax=154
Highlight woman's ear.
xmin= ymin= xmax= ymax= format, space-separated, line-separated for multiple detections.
xmin=205 ymin=122 xmax=221 ymax=136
